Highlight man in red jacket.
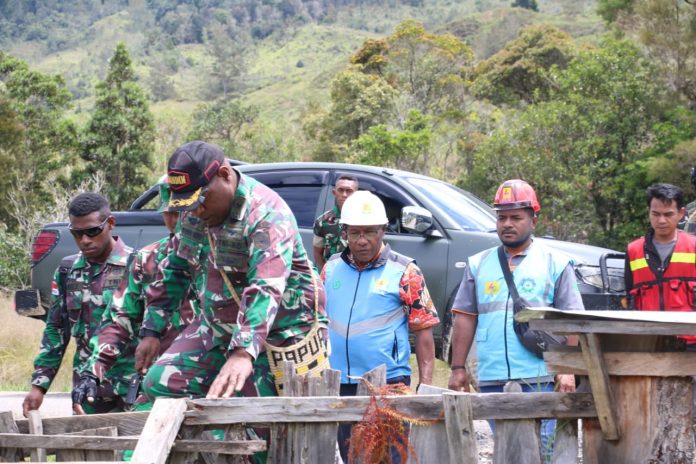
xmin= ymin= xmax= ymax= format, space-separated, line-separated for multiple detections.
xmin=625 ymin=183 xmax=696 ymax=346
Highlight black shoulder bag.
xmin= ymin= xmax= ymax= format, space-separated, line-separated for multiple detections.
xmin=497 ymin=246 xmax=566 ymax=358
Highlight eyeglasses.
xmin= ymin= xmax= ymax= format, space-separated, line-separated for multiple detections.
xmin=346 ymin=229 xmax=381 ymax=241
xmin=69 ymin=217 xmax=110 ymax=238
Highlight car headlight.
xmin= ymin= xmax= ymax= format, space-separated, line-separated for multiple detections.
xmin=575 ymin=265 xmax=625 ymax=293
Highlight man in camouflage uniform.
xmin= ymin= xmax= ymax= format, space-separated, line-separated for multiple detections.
xmin=72 ymin=181 xmax=198 ymax=412
xmin=312 ymin=175 xmax=358 ymax=269
xmin=135 ymin=141 xmax=328 ymax=404
xmin=23 ymin=193 xmax=132 ymax=417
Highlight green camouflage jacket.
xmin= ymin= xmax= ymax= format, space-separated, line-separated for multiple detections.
xmin=142 ymin=170 xmax=327 ymax=359
xmin=31 ymin=237 xmax=132 ymax=396
xmin=312 ymin=205 xmax=345 ymax=262
xmin=84 ymin=234 xmax=198 ymax=387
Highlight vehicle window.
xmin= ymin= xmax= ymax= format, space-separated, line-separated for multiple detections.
xmin=337 ymin=172 xmax=418 ymax=234
xmin=405 ymin=177 xmax=496 ymax=232
xmin=247 ymin=170 xmax=328 ymax=228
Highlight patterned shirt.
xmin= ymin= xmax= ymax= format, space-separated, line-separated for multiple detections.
xmin=142 ymin=170 xmax=328 ymax=359
xmin=84 ymin=235 xmax=198 ymax=387
xmin=31 ymin=237 xmax=132 ymax=395
xmin=313 ymin=206 xmax=346 ymax=262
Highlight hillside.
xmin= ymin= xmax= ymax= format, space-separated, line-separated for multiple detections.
xmin=0 ymin=0 xmax=603 ymax=125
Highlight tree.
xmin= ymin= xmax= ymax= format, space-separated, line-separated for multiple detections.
xmin=188 ymin=99 xmax=259 ymax=159
xmin=470 ymin=25 xmax=576 ymax=106
xmin=470 ymin=38 xmax=668 ymax=248
xmin=0 ymin=52 xmax=78 ymax=228
xmin=81 ymin=43 xmax=156 ymax=210
xmin=206 ymin=22 xmax=248 ymax=100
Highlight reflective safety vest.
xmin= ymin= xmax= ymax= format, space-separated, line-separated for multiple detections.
xmin=627 ymin=231 xmax=696 ymax=343
xmin=324 ymin=246 xmax=412 ymax=384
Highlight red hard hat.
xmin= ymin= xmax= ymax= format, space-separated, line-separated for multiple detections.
xmin=493 ymin=179 xmax=540 ymax=213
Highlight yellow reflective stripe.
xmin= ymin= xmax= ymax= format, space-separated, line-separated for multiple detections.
xmin=671 ymin=252 xmax=696 ymax=264
xmin=630 ymin=258 xmax=648 ymax=272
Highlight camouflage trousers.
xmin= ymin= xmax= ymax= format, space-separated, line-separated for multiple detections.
xmin=138 ymin=319 xmax=275 ymax=464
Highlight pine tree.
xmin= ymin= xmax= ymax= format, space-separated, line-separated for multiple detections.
xmin=511 ymin=0 xmax=539 ymax=11
xmin=81 ymin=43 xmax=155 ymax=209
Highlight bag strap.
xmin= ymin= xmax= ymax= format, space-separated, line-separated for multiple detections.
xmin=497 ymin=246 xmax=524 ymax=314
xmin=208 ymin=231 xmax=320 ymax=328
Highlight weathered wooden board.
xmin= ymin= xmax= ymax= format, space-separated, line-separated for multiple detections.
xmin=15 ymin=411 xmax=149 ymax=436
xmin=408 ymin=384 xmax=450 ymax=464
xmin=27 ymin=410 xmax=46 ymax=462
xmin=56 ymin=426 xmax=118 ymax=462
xmin=131 ymin=398 xmax=187 ymax=464
xmin=579 ymin=333 xmax=619 ymax=441
xmin=493 ymin=382 xmax=541 ymax=464
xmin=583 ymin=376 xmax=694 ymax=464
xmin=0 ymin=411 xmax=22 ymax=463
xmin=544 ymin=351 xmax=696 ymax=376
xmin=186 ymin=392 xmax=596 ymax=424
xmin=443 ymin=392 xmax=477 ymax=464
xmin=550 ymin=419 xmax=578 ymax=464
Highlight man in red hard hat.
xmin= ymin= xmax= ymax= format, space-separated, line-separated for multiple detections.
xmin=448 ymin=179 xmax=584 ymax=462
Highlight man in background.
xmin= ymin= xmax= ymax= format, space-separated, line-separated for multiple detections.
xmin=313 ymin=175 xmax=358 ymax=269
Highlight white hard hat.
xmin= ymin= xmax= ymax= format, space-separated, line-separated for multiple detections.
xmin=340 ymin=191 xmax=388 ymax=226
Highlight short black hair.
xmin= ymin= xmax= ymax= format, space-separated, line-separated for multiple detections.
xmin=336 ymin=175 xmax=358 ymax=187
xmin=646 ymin=183 xmax=684 ymax=209
xmin=68 ymin=192 xmax=111 ymax=219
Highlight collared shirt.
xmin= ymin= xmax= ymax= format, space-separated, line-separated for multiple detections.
xmin=452 ymin=241 xmax=583 ymax=316
xmin=313 ymin=205 xmax=346 ymax=261
xmin=31 ymin=237 xmax=132 ymax=394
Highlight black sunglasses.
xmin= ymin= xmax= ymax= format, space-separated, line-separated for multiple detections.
xmin=69 ymin=217 xmax=110 ymax=238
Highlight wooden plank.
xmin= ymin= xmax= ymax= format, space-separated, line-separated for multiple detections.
xmin=0 ymin=432 xmax=266 ymax=456
xmin=15 ymin=411 xmax=149 ymax=436
xmin=305 ymin=369 xmax=341 ymax=464
xmin=578 ymin=333 xmax=619 ymax=440
xmin=0 ymin=411 xmax=22 ymax=463
xmin=408 ymin=384 xmax=450 ymax=464
xmin=550 ymin=419 xmax=578 ymax=464
xmin=544 ymin=351 xmax=696 ymax=376
xmin=356 ymin=364 xmax=386 ymax=396
xmin=27 ymin=410 xmax=46 ymax=462
xmin=56 ymin=426 xmax=118 ymax=462
xmin=529 ymin=319 xmax=696 ymax=336
xmin=131 ymin=398 xmax=187 ymax=464
xmin=493 ymin=382 xmax=541 ymax=464
xmin=443 ymin=392 xmax=477 ymax=464
xmin=583 ymin=376 xmax=694 ymax=464
xmin=186 ymin=392 xmax=597 ymax=424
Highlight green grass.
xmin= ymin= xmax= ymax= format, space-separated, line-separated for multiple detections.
xmin=0 ymin=293 xmax=74 ymax=392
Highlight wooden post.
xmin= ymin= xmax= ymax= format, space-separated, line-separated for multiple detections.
xmin=269 ymin=363 xmax=342 ymax=464
xmin=550 ymin=419 xmax=578 ymax=464
xmin=27 ymin=410 xmax=46 ymax=462
xmin=578 ymin=333 xmax=619 ymax=440
xmin=443 ymin=392 xmax=477 ymax=464
xmin=408 ymin=384 xmax=451 ymax=464
xmin=131 ymin=398 xmax=187 ymax=464
xmin=0 ymin=411 xmax=22 ymax=462
xmin=493 ymin=382 xmax=541 ymax=464
xmin=356 ymin=364 xmax=386 ymax=395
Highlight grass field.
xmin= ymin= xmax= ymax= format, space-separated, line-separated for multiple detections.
xmin=0 ymin=293 xmax=74 ymax=392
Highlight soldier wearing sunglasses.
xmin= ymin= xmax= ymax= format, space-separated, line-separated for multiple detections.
xmin=23 ymin=192 xmax=133 ymax=417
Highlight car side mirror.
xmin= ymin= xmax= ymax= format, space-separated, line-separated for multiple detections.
xmin=401 ymin=206 xmax=434 ymax=234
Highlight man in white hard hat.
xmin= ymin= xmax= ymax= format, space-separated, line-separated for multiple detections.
xmin=321 ymin=191 xmax=439 ymax=462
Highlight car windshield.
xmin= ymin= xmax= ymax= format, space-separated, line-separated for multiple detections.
xmin=406 ymin=177 xmax=497 ymax=232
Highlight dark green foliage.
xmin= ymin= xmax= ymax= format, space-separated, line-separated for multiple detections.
xmin=80 ymin=43 xmax=155 ymax=210
xmin=511 ymin=0 xmax=539 ymax=12
xmin=596 ymin=0 xmax=635 ymax=22
xmin=470 ymin=25 xmax=576 ymax=106
xmin=0 ymin=51 xmax=78 ymax=228
xmin=0 ymin=227 xmax=30 ymax=289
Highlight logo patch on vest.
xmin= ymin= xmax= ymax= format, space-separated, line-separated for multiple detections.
xmin=374 ymin=278 xmax=388 ymax=292
xmin=484 ymin=281 xmax=500 ymax=295
xmin=519 ymin=277 xmax=536 ymax=294
xmin=332 ymin=280 xmax=341 ymax=290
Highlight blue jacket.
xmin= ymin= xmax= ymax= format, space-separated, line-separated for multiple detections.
xmin=470 ymin=242 xmax=571 ymax=382
xmin=324 ymin=245 xmax=412 ymax=384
